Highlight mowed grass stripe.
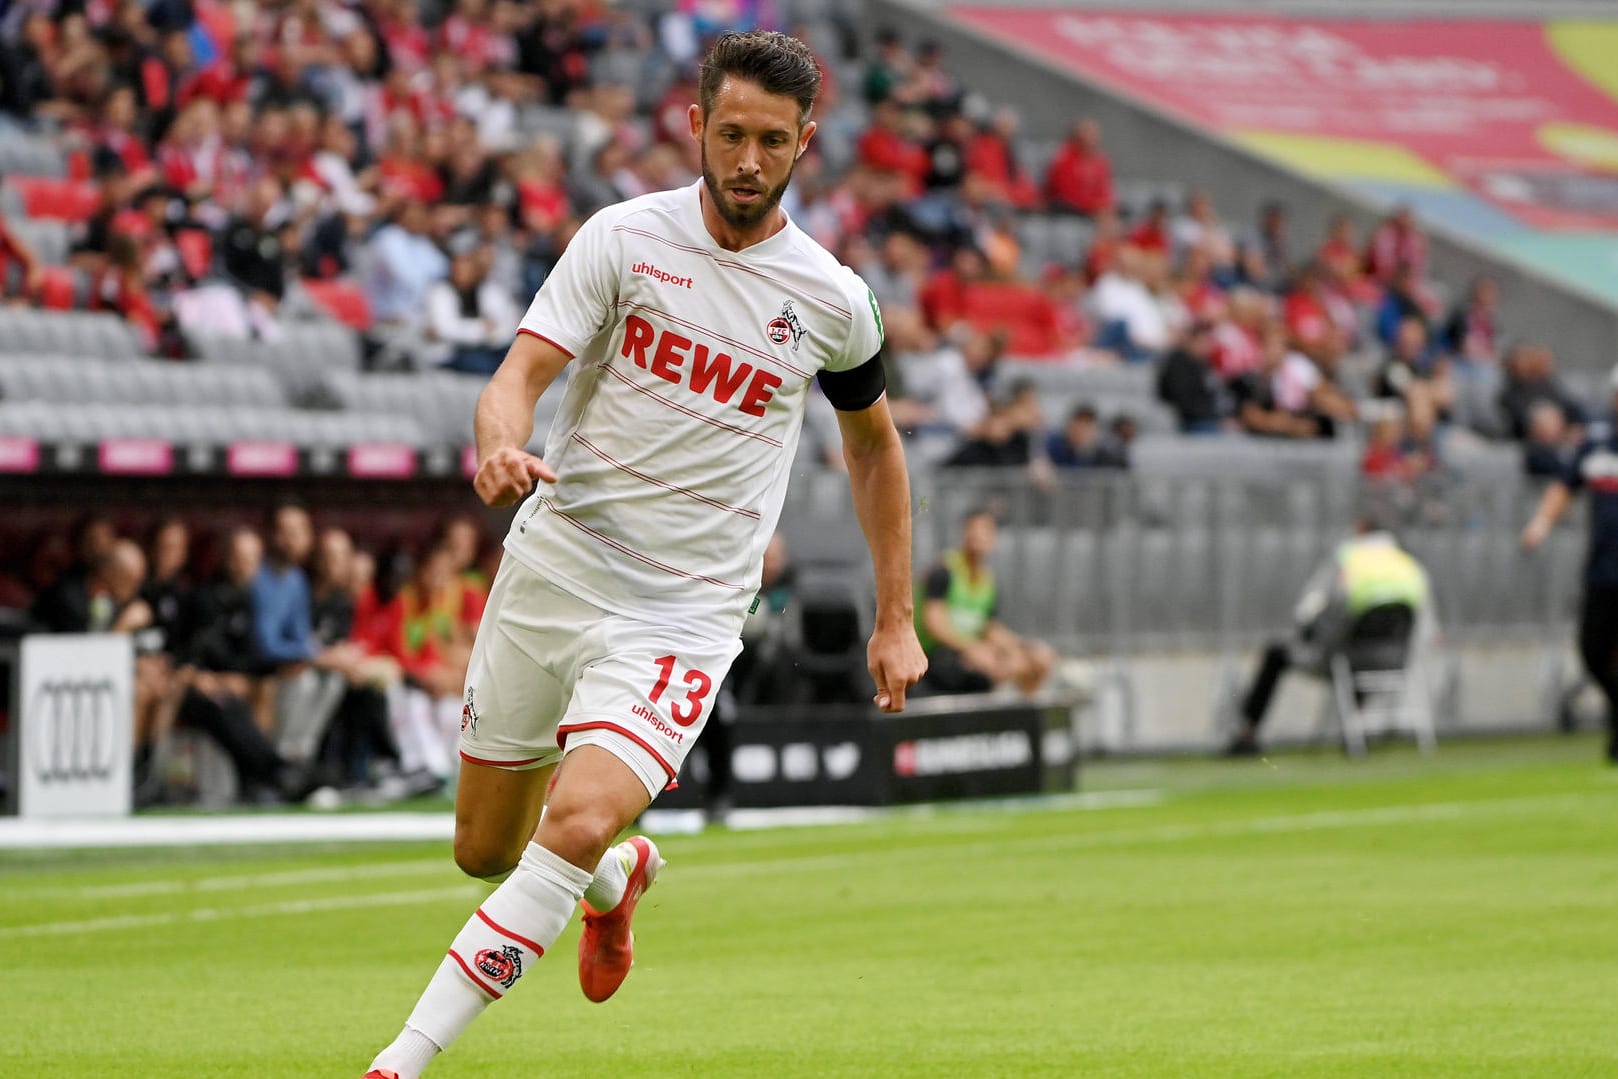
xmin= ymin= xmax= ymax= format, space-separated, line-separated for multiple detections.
xmin=3 ymin=786 xmax=1611 ymax=935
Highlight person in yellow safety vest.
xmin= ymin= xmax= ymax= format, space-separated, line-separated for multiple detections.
xmin=1225 ymin=517 xmax=1433 ymax=757
xmin=914 ymin=508 xmax=1056 ymax=695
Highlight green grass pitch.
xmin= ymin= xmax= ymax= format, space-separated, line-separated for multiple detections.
xmin=3 ymin=736 xmax=1616 ymax=1078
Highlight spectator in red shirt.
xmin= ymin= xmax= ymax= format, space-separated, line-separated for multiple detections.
xmin=965 ymin=107 xmax=1037 ymax=209
xmin=920 ymin=245 xmax=987 ymax=336
xmin=857 ymin=98 xmax=928 ymax=194
xmin=1044 ymin=117 xmax=1113 ymax=218
xmin=1082 ymin=208 xmax=1120 ymax=284
xmin=1365 ymin=205 xmax=1428 ymax=285
xmin=1317 ymin=213 xmax=1380 ymax=306
xmin=1127 ymin=199 xmax=1171 ymax=255
xmin=1284 ymin=261 xmax=1353 ymax=366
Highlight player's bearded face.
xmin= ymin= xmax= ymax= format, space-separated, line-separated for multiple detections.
xmin=700 ymin=139 xmax=796 ymax=229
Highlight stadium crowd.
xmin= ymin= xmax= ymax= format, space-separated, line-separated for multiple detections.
xmin=0 ymin=0 xmax=1585 ymax=488
xmin=17 ymin=506 xmax=497 ymax=805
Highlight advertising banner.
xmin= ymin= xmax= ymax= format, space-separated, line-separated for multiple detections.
xmin=16 ymin=634 xmax=134 ymax=819
xmin=949 ymin=9 xmax=1618 ymax=231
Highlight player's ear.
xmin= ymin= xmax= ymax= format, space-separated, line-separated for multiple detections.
xmin=797 ymin=119 xmax=817 ymax=159
xmin=688 ymin=103 xmax=703 ymax=142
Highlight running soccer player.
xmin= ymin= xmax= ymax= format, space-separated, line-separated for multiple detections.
xmin=365 ymin=31 xmax=926 ymax=1078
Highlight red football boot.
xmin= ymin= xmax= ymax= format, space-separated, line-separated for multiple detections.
xmin=577 ymin=836 xmax=664 ymax=1003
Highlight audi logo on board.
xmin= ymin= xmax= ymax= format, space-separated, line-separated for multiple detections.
xmin=27 ymin=678 xmax=122 ymax=783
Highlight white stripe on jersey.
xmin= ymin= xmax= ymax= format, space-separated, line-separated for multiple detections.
xmin=505 ymin=182 xmax=884 ymax=638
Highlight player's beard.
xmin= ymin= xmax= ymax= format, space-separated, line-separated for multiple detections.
xmin=701 ymin=144 xmax=794 ymax=230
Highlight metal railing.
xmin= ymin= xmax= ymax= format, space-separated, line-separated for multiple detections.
xmin=779 ymin=465 xmax=1584 ymax=656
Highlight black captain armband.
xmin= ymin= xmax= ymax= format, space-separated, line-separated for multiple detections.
xmin=816 ymin=354 xmax=887 ymax=412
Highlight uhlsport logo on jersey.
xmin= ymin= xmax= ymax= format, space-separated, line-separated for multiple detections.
xmin=766 ymin=299 xmax=807 ymax=351
xmin=474 ymin=945 xmax=524 ymax=988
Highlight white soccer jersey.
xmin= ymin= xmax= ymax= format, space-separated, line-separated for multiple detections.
xmin=504 ymin=181 xmax=885 ymax=638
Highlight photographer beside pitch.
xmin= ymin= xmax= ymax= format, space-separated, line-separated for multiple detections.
xmin=365 ymin=32 xmax=926 ymax=1079
xmin=1522 ymin=367 xmax=1618 ymax=764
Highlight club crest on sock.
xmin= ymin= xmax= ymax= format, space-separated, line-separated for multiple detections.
xmin=474 ymin=945 xmax=523 ymax=989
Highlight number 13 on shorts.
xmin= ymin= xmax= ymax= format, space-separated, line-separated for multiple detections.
xmin=647 ymin=654 xmax=712 ymax=725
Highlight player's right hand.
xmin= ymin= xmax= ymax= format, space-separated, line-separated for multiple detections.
xmin=474 ymin=446 xmax=556 ymax=507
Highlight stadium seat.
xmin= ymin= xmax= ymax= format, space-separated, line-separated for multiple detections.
xmin=299 ymin=278 xmax=373 ymax=331
xmin=8 ymin=217 xmax=70 ymax=264
xmin=5 ymin=176 xmax=101 ymax=222
xmin=0 ymin=130 xmax=67 ymax=178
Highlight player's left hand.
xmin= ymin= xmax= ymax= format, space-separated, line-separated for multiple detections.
xmin=868 ymin=623 xmax=927 ymax=713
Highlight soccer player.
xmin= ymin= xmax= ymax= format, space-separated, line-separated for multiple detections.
xmin=365 ymin=32 xmax=927 ymax=1078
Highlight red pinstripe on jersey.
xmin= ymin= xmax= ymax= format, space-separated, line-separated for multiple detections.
xmin=537 ymin=497 xmax=746 ymax=590
xmin=570 ymin=433 xmax=761 ymax=519
xmin=599 ymin=363 xmax=784 ymax=447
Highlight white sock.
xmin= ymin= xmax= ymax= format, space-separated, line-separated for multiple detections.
xmin=582 ymin=841 xmax=633 ymax=913
xmin=369 ymin=843 xmax=593 ymax=1077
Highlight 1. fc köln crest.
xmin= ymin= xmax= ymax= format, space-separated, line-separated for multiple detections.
xmin=766 ymin=300 xmax=807 ymax=351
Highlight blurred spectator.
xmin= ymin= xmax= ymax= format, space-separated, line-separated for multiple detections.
xmin=1316 ymin=213 xmax=1378 ymax=305
xmin=1442 ymin=276 xmax=1502 ymax=368
xmin=1091 ymin=245 xmax=1170 ymax=362
xmin=915 ymin=509 xmax=1055 ymax=695
xmin=883 ymin=306 xmax=988 ymax=461
xmin=1172 ymin=192 xmax=1235 ymax=271
xmin=221 ymin=175 xmax=292 ymax=312
xmin=365 ymin=544 xmax=484 ymax=781
xmin=1046 ymin=403 xmax=1127 ymax=470
xmin=1524 ymin=401 xmax=1576 ymax=480
xmin=365 ymin=198 xmax=448 ymax=331
xmin=1044 ymin=118 xmax=1113 ymax=218
xmin=863 ymin=27 xmax=910 ymax=105
xmin=1110 ymin=413 xmax=1139 ymax=466
xmin=1232 ymin=324 xmax=1325 ymax=439
xmin=141 ymin=517 xmax=195 ymax=657
xmin=1375 ymin=262 xmax=1432 ymax=346
xmin=1127 ymin=199 xmax=1171 ymax=256
xmin=182 ymin=527 xmax=290 ymax=803
xmin=1365 ymin=205 xmax=1428 ymax=285
xmin=1284 ymin=261 xmax=1354 ymax=366
xmin=424 ymin=231 xmax=520 ymax=373
xmin=1252 ymin=200 xmax=1292 ymax=285
xmin=1377 ymin=316 xmax=1453 ymax=433
xmin=30 ymin=515 xmax=117 ymax=633
xmin=1157 ymin=320 xmax=1229 ymax=434
xmin=862 ymin=231 xmax=927 ymax=310
xmin=966 ymin=107 xmax=1037 ymax=209
xmin=944 ymin=380 xmax=1043 ymax=468
xmin=251 ymin=504 xmax=316 ymax=673
xmin=1498 ymin=343 xmax=1585 ymax=441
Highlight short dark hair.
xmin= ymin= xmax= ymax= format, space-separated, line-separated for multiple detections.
xmin=699 ymin=31 xmax=822 ymax=123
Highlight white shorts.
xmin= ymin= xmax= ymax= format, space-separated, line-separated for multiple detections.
xmin=457 ymin=556 xmax=743 ymax=799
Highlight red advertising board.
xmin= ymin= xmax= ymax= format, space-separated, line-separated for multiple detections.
xmin=949 ymin=9 xmax=1618 ymax=229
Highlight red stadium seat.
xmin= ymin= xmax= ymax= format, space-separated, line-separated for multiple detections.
xmin=7 ymin=177 xmax=101 ymax=223
xmin=300 ymin=277 xmax=373 ymax=331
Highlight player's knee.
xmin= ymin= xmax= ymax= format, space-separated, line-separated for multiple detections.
xmin=539 ymin=801 xmax=622 ymax=868
xmin=453 ymin=834 xmax=521 ymax=882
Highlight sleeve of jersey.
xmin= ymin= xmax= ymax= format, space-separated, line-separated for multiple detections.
xmin=515 ymin=211 xmax=619 ymax=358
xmin=815 ymin=269 xmax=888 ymax=410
